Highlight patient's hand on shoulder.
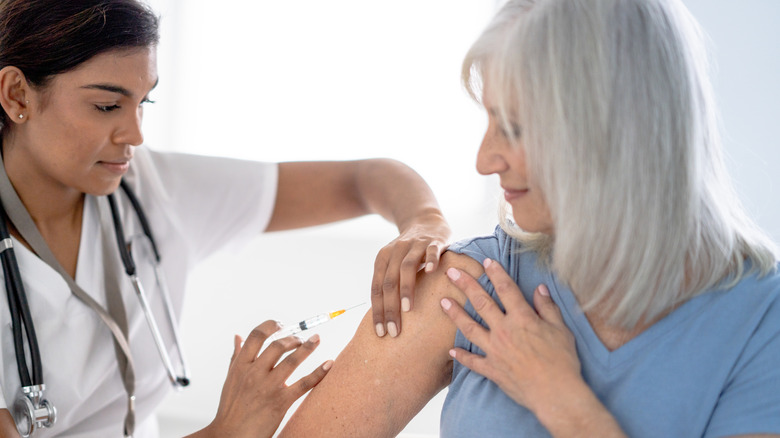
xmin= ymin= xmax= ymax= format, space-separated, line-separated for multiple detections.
xmin=280 ymin=251 xmax=483 ymax=438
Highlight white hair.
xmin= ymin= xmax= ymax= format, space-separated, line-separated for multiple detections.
xmin=463 ymin=0 xmax=778 ymax=328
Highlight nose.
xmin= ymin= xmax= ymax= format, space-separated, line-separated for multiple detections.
xmin=475 ymin=129 xmax=508 ymax=176
xmin=113 ymin=106 xmax=144 ymax=147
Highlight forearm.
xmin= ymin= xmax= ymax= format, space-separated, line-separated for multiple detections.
xmin=532 ymin=377 xmax=627 ymax=438
xmin=267 ymin=159 xmax=447 ymax=232
xmin=353 ymin=158 xmax=445 ymax=232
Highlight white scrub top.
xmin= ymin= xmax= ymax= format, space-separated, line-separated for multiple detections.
xmin=0 ymin=146 xmax=278 ymax=437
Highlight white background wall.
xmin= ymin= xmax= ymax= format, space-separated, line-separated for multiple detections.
xmin=141 ymin=1 xmax=780 ymax=436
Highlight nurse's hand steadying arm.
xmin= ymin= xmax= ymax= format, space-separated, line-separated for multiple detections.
xmin=267 ymin=159 xmax=451 ymax=338
xmin=441 ymin=259 xmax=627 ymax=438
xmin=186 ymin=320 xmax=331 ymax=438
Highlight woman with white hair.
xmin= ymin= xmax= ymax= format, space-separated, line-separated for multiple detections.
xmin=280 ymin=0 xmax=780 ymax=436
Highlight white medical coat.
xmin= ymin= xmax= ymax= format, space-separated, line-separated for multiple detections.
xmin=0 ymin=146 xmax=278 ymax=437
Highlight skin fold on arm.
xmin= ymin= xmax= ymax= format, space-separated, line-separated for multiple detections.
xmin=279 ymin=252 xmax=482 ymax=437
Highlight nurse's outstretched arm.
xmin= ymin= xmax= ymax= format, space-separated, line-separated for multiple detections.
xmin=279 ymin=252 xmax=481 ymax=437
xmin=268 ymin=159 xmax=452 ymax=338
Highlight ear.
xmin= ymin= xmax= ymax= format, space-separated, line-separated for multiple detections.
xmin=0 ymin=66 xmax=32 ymax=124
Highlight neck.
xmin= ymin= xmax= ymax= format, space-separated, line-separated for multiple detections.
xmin=2 ymin=135 xmax=85 ymax=228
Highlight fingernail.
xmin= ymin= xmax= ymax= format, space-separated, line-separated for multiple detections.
xmin=449 ymin=349 xmax=457 ymax=358
xmin=308 ymin=334 xmax=321 ymax=344
xmin=537 ymin=284 xmax=550 ymax=296
xmin=425 ymin=262 xmax=434 ymax=272
xmin=401 ymin=297 xmax=411 ymax=312
xmin=440 ymin=298 xmax=451 ymax=311
xmin=323 ymin=360 xmax=333 ymax=371
xmin=483 ymin=258 xmax=493 ymax=268
xmin=446 ymin=267 xmax=461 ymax=281
xmin=387 ymin=321 xmax=398 ymax=338
xmin=375 ymin=323 xmax=386 ymax=337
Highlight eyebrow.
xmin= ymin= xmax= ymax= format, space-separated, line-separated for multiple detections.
xmin=81 ymin=78 xmax=159 ymax=98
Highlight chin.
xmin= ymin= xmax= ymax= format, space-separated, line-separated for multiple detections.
xmin=86 ymin=180 xmax=122 ymax=197
xmin=512 ymin=217 xmax=553 ymax=235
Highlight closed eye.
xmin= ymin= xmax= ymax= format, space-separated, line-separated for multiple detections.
xmin=95 ymin=99 xmax=154 ymax=113
xmin=95 ymin=104 xmax=121 ymax=113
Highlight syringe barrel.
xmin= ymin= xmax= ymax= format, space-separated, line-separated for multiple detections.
xmin=299 ymin=313 xmax=331 ymax=330
xmin=272 ymin=313 xmax=331 ymax=341
xmin=271 ymin=325 xmax=302 ymax=340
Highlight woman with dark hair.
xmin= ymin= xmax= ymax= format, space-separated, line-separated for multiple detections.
xmin=0 ymin=0 xmax=450 ymax=436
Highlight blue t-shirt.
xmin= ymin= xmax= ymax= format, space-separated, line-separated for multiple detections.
xmin=441 ymin=226 xmax=780 ymax=437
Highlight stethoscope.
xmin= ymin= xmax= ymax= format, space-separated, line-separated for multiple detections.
xmin=0 ymin=179 xmax=191 ymax=437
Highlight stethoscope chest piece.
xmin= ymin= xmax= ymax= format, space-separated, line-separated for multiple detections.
xmin=13 ymin=385 xmax=57 ymax=438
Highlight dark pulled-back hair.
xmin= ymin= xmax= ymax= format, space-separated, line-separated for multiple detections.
xmin=0 ymin=0 xmax=159 ymax=127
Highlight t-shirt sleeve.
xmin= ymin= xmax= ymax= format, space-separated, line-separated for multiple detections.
xmin=130 ymin=148 xmax=278 ymax=262
xmin=704 ymin=292 xmax=780 ymax=437
xmin=448 ymin=225 xmax=506 ymax=264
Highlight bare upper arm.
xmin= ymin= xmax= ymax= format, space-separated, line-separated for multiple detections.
xmin=279 ymin=251 xmax=483 ymax=437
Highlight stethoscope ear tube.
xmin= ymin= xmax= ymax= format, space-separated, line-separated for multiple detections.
xmin=107 ymin=193 xmax=136 ymax=276
xmin=120 ymin=179 xmax=161 ymax=262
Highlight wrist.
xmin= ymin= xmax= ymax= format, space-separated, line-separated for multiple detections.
xmin=531 ymin=378 xmax=626 ymax=438
xmin=398 ymin=207 xmax=448 ymax=232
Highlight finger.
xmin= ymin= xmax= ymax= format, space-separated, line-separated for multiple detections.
xmin=285 ymin=359 xmax=334 ymax=404
xmin=448 ymin=347 xmax=494 ymax=382
xmin=237 ymin=320 xmax=281 ymax=364
xmin=371 ymin=247 xmax=392 ymax=337
xmin=230 ymin=334 xmax=242 ymax=366
xmin=398 ymin=245 xmax=428 ymax=313
xmin=423 ymin=242 xmax=446 ymax=273
xmin=482 ymin=258 xmax=533 ymax=318
xmin=440 ymin=297 xmax=490 ymax=348
xmin=273 ymin=333 xmax=322 ymax=381
xmin=254 ymin=335 xmax=304 ymax=370
xmin=382 ymin=246 xmax=408 ymax=338
xmin=445 ymin=267 xmax=506 ymax=326
xmin=532 ymin=284 xmax=565 ymax=326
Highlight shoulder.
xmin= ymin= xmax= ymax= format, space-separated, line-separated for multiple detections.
xmin=448 ymin=225 xmax=517 ymax=264
xmin=126 ymin=146 xmax=278 ymax=193
xmin=703 ymin=272 xmax=780 ymax=436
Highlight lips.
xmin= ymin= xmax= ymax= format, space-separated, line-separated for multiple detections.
xmin=502 ymin=186 xmax=529 ymax=202
xmin=99 ymin=158 xmax=132 ymax=174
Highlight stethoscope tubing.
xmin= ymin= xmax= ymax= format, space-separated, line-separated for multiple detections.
xmin=1 ymin=177 xmax=190 ymax=436
xmin=0 ymin=205 xmax=43 ymax=389
xmin=110 ymin=182 xmax=190 ymax=388
xmin=119 ymin=179 xmax=162 ymax=263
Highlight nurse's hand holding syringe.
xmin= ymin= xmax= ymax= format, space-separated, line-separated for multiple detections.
xmin=205 ymin=319 xmax=332 ymax=438
xmin=271 ymin=302 xmax=367 ymax=341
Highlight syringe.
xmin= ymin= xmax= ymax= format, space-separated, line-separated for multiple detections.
xmin=271 ymin=302 xmax=366 ymax=341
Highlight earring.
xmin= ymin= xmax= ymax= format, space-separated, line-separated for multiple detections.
xmin=18 ymin=114 xmax=23 ymax=119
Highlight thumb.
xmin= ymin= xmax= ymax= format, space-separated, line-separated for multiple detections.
xmin=533 ymin=284 xmax=564 ymax=325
